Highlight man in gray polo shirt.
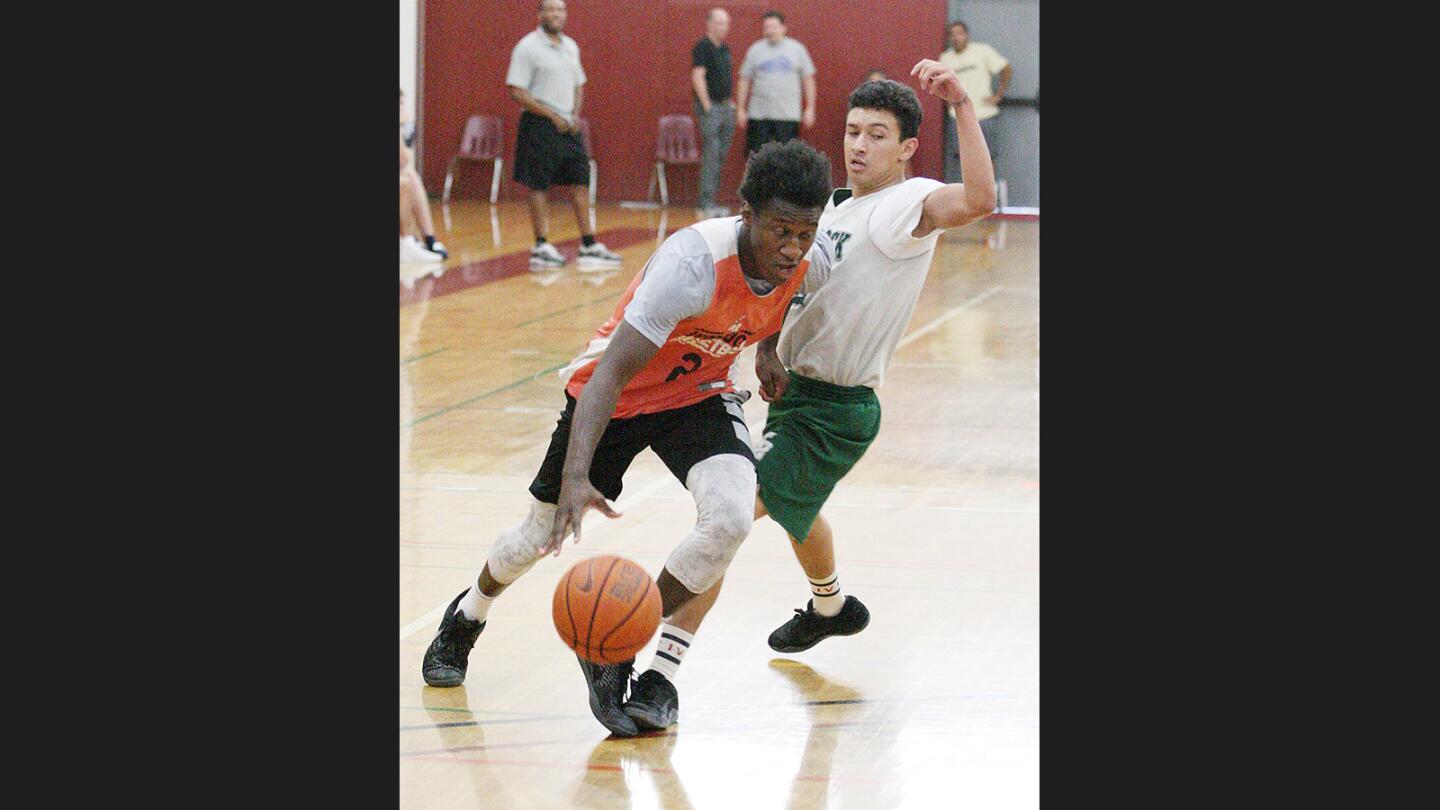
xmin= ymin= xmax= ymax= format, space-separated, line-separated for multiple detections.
xmin=735 ymin=9 xmax=817 ymax=155
xmin=506 ymin=0 xmax=622 ymax=270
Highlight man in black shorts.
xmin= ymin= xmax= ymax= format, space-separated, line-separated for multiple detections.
xmin=506 ymin=0 xmax=622 ymax=271
xmin=420 ymin=141 xmax=835 ymax=738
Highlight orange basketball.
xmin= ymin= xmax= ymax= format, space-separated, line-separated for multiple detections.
xmin=553 ymin=554 xmax=662 ymax=664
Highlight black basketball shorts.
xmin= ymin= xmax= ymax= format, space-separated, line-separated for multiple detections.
xmin=513 ymin=111 xmax=591 ymax=191
xmin=529 ymin=392 xmax=755 ymax=504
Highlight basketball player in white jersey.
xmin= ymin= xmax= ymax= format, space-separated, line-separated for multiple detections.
xmin=748 ymin=59 xmax=998 ymax=651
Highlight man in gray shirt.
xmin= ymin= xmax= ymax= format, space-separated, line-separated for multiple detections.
xmin=506 ymin=0 xmax=622 ymax=270
xmin=735 ymin=10 xmax=817 ymax=155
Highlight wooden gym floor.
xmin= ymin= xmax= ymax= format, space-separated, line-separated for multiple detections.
xmin=400 ymin=196 xmax=1038 ymax=809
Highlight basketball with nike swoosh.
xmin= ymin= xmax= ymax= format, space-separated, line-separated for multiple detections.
xmin=552 ymin=555 xmax=662 ymax=664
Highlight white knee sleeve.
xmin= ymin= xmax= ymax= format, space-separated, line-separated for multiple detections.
xmin=485 ymin=498 xmax=558 ymax=585
xmin=664 ymin=454 xmax=756 ymax=594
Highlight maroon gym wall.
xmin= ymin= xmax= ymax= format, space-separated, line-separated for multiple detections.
xmin=422 ymin=0 xmax=949 ymax=205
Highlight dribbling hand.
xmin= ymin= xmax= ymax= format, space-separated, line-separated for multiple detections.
xmin=543 ymin=478 xmax=621 ymax=557
xmin=910 ymin=59 xmax=969 ymax=106
xmin=756 ymin=351 xmax=789 ymax=402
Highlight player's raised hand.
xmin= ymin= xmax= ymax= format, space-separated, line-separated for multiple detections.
xmin=544 ymin=477 xmax=621 ymax=557
xmin=910 ymin=59 xmax=969 ymax=106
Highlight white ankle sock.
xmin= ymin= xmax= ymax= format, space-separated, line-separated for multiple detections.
xmin=809 ymin=572 xmax=844 ymax=617
xmin=456 ymin=585 xmax=494 ymax=623
xmin=647 ymin=623 xmax=693 ymax=681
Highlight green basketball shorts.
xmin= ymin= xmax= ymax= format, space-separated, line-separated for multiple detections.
xmin=755 ymin=371 xmax=881 ymax=542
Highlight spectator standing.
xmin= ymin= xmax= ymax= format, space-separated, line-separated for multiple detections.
xmin=735 ymin=10 xmax=816 ymax=155
xmin=937 ymin=20 xmax=1011 ymax=183
xmin=506 ymin=0 xmax=622 ymax=270
xmin=691 ymin=8 xmax=736 ymax=218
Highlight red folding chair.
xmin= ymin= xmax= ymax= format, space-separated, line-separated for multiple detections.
xmin=442 ymin=115 xmax=505 ymax=205
xmin=647 ymin=115 xmax=700 ymax=207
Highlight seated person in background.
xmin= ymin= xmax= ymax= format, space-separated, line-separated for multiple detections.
xmin=400 ymin=88 xmax=448 ymax=263
xmin=401 ymin=87 xmax=416 ymax=148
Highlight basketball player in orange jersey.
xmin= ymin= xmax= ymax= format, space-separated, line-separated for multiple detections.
xmin=422 ymin=140 xmax=835 ymax=738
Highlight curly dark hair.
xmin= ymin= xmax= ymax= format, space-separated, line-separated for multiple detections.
xmin=848 ymin=79 xmax=923 ymax=142
xmin=738 ymin=140 xmax=833 ymax=213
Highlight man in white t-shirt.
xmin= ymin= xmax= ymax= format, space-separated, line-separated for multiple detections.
xmin=937 ymin=20 xmax=1011 ymax=183
xmin=748 ymin=63 xmax=998 ymax=651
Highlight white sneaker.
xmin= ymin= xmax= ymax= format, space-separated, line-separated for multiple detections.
xmin=577 ymin=241 xmax=622 ymax=271
xmin=425 ymin=238 xmax=449 ymax=260
xmin=530 ymin=241 xmax=567 ymax=269
xmin=401 ymin=236 xmax=442 ymax=263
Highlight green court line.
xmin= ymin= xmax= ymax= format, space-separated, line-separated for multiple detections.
xmin=401 ymin=348 xmax=448 ymax=365
xmin=402 ymin=361 xmax=569 ymax=429
xmin=514 ymin=290 xmax=623 ymax=327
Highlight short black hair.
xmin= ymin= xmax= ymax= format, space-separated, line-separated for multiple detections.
xmin=762 ymin=10 xmax=785 ymax=24
xmin=948 ymin=20 xmax=968 ymax=33
xmin=738 ymin=140 xmax=831 ymax=214
xmin=848 ymin=79 xmax=922 ymax=141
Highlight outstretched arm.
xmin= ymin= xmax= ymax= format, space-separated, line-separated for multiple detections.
xmin=544 ymin=321 xmax=661 ymax=553
xmin=909 ymin=58 xmax=997 ymax=237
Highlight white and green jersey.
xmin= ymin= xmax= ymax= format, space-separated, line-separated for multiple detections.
xmin=780 ymin=177 xmax=948 ymax=389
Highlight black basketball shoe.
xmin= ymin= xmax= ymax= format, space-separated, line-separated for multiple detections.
xmin=577 ymin=655 xmax=639 ymax=737
xmin=767 ymin=596 xmax=871 ymax=653
xmin=623 ymin=670 xmax=679 ymax=730
xmin=421 ymin=590 xmax=486 ymax=687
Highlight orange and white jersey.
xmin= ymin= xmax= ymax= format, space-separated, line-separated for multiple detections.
xmin=561 ymin=217 xmax=816 ymax=419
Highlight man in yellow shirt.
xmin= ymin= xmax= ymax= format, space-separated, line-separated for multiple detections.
xmin=937 ymin=20 xmax=1011 ymax=183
